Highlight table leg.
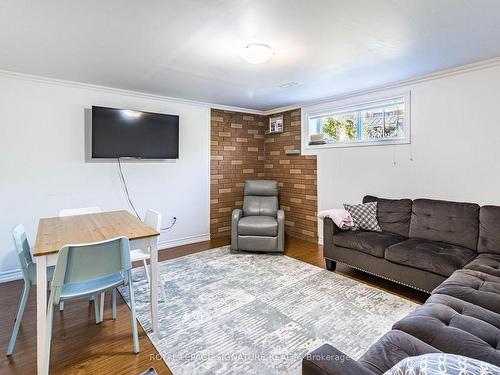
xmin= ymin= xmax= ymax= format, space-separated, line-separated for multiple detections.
xmin=150 ymin=238 xmax=158 ymax=332
xmin=36 ymin=256 xmax=48 ymax=375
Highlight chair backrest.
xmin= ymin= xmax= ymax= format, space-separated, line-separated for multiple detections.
xmin=144 ymin=209 xmax=161 ymax=243
xmin=12 ymin=224 xmax=34 ymax=280
xmin=58 ymin=206 xmax=102 ymax=217
xmin=51 ymin=237 xmax=131 ymax=302
xmin=144 ymin=209 xmax=161 ymax=231
xmin=242 ymin=180 xmax=279 ymax=217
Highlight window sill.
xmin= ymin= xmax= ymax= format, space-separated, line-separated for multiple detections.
xmin=305 ymin=138 xmax=410 ymax=151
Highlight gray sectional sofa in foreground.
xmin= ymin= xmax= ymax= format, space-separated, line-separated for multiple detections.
xmin=303 ymin=196 xmax=500 ymax=374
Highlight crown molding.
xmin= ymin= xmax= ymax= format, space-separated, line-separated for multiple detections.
xmin=287 ymin=56 xmax=500 ymax=111
xmin=0 ymin=69 xmax=265 ymax=115
xmin=262 ymin=103 xmax=301 ymax=116
xmin=1 ymin=56 xmax=500 ymax=116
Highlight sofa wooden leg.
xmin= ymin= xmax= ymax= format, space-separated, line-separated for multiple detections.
xmin=325 ymin=259 xmax=336 ymax=271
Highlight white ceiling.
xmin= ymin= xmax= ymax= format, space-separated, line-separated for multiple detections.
xmin=1 ymin=0 xmax=500 ymax=110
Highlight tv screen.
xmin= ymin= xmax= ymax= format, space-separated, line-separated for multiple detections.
xmin=91 ymin=106 xmax=179 ymax=159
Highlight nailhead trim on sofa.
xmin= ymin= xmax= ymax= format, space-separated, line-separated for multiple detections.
xmin=329 ymin=258 xmax=433 ymax=294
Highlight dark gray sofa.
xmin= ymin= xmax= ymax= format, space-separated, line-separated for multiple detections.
xmin=303 ymin=196 xmax=500 ymax=374
xmin=324 ymin=196 xmax=483 ymax=293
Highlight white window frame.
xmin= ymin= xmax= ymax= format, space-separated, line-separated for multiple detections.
xmin=301 ymin=90 xmax=411 ymax=153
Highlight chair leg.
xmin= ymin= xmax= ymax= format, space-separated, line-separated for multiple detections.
xmin=128 ymin=272 xmax=140 ymax=354
xmin=94 ymin=294 xmax=101 ymax=324
xmin=143 ymin=259 xmax=150 ymax=284
xmin=112 ymin=289 xmax=117 ymax=320
xmin=43 ymin=294 xmax=55 ymax=375
xmin=6 ymin=280 xmax=30 ymax=356
xmin=59 ymin=301 xmax=64 ymax=311
xmin=159 ymin=266 xmax=167 ymax=303
xmin=99 ymin=292 xmax=105 ymax=322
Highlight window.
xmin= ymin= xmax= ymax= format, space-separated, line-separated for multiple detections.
xmin=303 ymin=92 xmax=410 ymax=149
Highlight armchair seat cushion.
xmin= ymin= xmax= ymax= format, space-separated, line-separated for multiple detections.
xmin=237 ymin=216 xmax=278 ymax=237
xmin=333 ymin=230 xmax=406 ymax=258
xmin=385 ymin=238 xmax=476 ymax=277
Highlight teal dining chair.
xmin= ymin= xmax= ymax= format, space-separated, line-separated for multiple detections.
xmin=43 ymin=236 xmax=139 ymax=374
xmin=7 ymin=225 xmax=52 ymax=356
xmin=58 ymin=207 xmax=103 ymax=312
xmin=6 ymin=225 xmax=99 ymax=357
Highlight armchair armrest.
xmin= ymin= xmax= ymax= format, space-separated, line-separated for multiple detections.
xmin=302 ymin=344 xmax=372 ymax=375
xmin=231 ymin=209 xmax=243 ymax=251
xmin=277 ymin=209 xmax=285 ymax=253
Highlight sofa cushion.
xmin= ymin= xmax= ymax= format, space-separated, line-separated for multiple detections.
xmin=432 ymin=269 xmax=500 ymax=314
xmin=358 ymin=330 xmax=439 ymax=374
xmin=464 ymin=254 xmax=500 ymax=277
xmin=426 ymin=294 xmax=500 ymax=326
xmin=333 ymin=231 xmax=405 ymax=258
xmin=363 ymin=196 xmax=412 ymax=237
xmin=393 ymin=294 xmax=500 ymax=366
xmin=385 ymin=239 xmax=476 ymax=277
xmin=238 ymin=216 xmax=277 ymax=236
xmin=478 ymin=205 xmax=500 ymax=255
xmin=409 ymin=199 xmax=480 ymax=250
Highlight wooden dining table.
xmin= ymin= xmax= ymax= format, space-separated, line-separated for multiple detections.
xmin=33 ymin=210 xmax=160 ymax=375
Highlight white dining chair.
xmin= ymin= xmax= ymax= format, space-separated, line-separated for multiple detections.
xmin=58 ymin=206 xmax=103 ymax=312
xmin=130 ymin=209 xmax=167 ymax=303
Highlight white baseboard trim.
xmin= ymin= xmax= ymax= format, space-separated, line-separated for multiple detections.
xmin=158 ymin=233 xmax=211 ymax=250
xmin=0 ymin=234 xmax=211 ymax=284
xmin=0 ymin=268 xmax=23 ymax=283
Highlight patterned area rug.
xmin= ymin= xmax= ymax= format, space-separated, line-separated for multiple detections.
xmin=119 ymin=246 xmax=418 ymax=374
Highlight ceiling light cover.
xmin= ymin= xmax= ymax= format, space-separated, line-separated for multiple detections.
xmin=241 ymin=43 xmax=274 ymax=64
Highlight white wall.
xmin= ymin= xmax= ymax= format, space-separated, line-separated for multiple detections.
xmin=311 ymin=64 xmax=500 ymax=242
xmin=0 ymin=73 xmax=210 ymax=281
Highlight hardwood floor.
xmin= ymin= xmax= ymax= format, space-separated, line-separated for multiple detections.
xmin=0 ymin=236 xmax=427 ymax=375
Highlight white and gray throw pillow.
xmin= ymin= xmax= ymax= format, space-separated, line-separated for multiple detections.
xmin=385 ymin=353 xmax=500 ymax=375
xmin=343 ymin=202 xmax=381 ymax=231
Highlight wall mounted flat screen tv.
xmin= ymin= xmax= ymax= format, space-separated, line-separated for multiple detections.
xmin=91 ymin=106 xmax=179 ymax=159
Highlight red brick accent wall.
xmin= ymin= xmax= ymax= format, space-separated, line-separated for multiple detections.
xmin=210 ymin=109 xmax=267 ymax=237
xmin=263 ymin=109 xmax=317 ymax=241
xmin=210 ymin=108 xmax=318 ymax=242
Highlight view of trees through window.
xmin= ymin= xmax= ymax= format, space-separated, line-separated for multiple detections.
xmin=309 ymin=97 xmax=406 ymax=145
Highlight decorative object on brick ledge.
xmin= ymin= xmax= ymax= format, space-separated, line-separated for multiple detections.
xmin=269 ymin=114 xmax=284 ymax=134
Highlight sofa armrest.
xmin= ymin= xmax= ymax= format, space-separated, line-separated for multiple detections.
xmin=302 ymin=344 xmax=372 ymax=375
xmin=277 ymin=209 xmax=285 ymax=252
xmin=323 ymin=217 xmax=343 ymax=248
xmin=231 ymin=209 xmax=243 ymax=250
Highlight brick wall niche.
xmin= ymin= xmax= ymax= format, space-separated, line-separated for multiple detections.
xmin=210 ymin=108 xmax=317 ymax=242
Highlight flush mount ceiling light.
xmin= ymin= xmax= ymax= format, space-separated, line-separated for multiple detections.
xmin=240 ymin=43 xmax=274 ymax=64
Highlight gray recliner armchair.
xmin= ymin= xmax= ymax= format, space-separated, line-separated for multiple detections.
xmin=231 ymin=180 xmax=285 ymax=253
